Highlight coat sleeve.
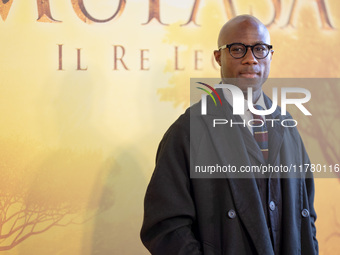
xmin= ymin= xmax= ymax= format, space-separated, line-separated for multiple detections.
xmin=305 ymin=175 xmax=318 ymax=254
xmin=140 ymin=113 xmax=203 ymax=255
xmin=301 ymin=138 xmax=319 ymax=255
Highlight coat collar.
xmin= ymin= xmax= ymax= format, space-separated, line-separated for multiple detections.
xmin=203 ymin=88 xmax=285 ymax=165
xmin=198 ymin=88 xmax=287 ymax=254
xmin=198 ymin=110 xmax=275 ymax=254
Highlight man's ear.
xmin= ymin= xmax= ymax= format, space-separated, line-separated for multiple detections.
xmin=213 ymin=50 xmax=222 ymax=66
xmin=270 ymin=50 xmax=274 ymax=60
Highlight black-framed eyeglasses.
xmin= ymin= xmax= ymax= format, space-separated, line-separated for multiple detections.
xmin=219 ymin=43 xmax=273 ymax=59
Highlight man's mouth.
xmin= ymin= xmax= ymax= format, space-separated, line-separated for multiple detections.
xmin=239 ymin=72 xmax=259 ymax=78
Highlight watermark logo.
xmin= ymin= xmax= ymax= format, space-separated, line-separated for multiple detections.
xmin=196 ymin=82 xmax=222 ymax=115
xmin=197 ymin=83 xmax=312 ymax=128
xmin=200 ymin=84 xmax=311 ymax=116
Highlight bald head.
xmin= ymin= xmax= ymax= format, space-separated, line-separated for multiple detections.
xmin=213 ymin=15 xmax=274 ymax=102
xmin=217 ymin=15 xmax=270 ymax=48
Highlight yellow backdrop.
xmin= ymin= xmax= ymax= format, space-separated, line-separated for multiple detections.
xmin=0 ymin=0 xmax=339 ymax=254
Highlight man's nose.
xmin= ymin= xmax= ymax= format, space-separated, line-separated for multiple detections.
xmin=242 ymin=47 xmax=258 ymax=65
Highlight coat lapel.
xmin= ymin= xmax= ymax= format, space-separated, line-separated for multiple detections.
xmin=228 ymin=179 xmax=275 ymax=255
xmin=200 ymin=89 xmax=275 ymax=254
xmin=206 ymin=88 xmax=267 ymax=165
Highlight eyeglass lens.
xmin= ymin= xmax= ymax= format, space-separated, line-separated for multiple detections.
xmin=229 ymin=44 xmax=269 ymax=59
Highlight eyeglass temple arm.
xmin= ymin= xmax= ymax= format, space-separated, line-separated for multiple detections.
xmin=218 ymin=45 xmax=228 ymax=51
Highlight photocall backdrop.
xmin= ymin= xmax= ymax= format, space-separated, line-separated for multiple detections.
xmin=0 ymin=0 xmax=339 ymax=254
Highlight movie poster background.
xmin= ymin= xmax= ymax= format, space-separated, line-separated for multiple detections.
xmin=0 ymin=0 xmax=339 ymax=254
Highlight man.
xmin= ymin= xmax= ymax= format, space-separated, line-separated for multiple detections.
xmin=141 ymin=15 xmax=318 ymax=255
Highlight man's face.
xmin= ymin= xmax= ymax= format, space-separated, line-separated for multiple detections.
xmin=214 ymin=21 xmax=273 ymax=93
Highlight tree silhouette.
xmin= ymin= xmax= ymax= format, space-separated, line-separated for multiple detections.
xmin=0 ymin=137 xmax=114 ymax=251
xmin=285 ymin=79 xmax=340 ymax=179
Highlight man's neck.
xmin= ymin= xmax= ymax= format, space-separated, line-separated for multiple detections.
xmin=243 ymin=89 xmax=262 ymax=104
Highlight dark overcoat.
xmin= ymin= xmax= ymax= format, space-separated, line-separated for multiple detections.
xmin=141 ymin=91 xmax=318 ymax=255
